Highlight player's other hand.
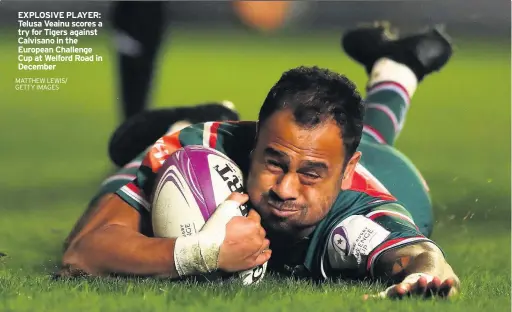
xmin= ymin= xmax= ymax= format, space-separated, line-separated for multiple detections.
xmin=365 ymin=274 xmax=459 ymax=300
xmin=217 ymin=193 xmax=271 ymax=273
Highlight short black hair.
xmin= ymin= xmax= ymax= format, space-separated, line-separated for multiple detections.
xmin=258 ymin=66 xmax=364 ymax=167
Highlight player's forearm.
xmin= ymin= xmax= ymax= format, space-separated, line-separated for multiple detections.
xmin=399 ymin=249 xmax=458 ymax=283
xmin=374 ymin=242 xmax=459 ymax=287
xmin=62 ymin=224 xmax=180 ymax=278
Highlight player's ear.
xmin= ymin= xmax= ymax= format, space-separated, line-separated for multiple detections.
xmin=341 ymin=151 xmax=361 ymax=190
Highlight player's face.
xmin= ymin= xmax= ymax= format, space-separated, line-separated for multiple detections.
xmin=246 ymin=109 xmax=357 ymax=240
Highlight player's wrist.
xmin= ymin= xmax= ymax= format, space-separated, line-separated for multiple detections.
xmin=173 ymin=231 xmax=222 ymax=276
xmin=173 ymin=200 xmax=242 ymax=277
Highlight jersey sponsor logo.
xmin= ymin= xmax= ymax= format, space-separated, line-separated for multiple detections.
xmin=144 ymin=132 xmax=183 ymax=173
xmin=152 ymin=138 xmax=171 ymax=165
xmin=327 ymin=215 xmax=391 ymax=270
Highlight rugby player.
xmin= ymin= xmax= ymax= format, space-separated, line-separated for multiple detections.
xmin=60 ymin=25 xmax=460 ymax=299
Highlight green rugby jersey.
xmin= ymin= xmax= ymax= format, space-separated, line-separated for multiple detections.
xmin=115 ymin=121 xmax=438 ymax=279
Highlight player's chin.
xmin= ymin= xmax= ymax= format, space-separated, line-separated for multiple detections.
xmin=260 ymin=207 xmax=302 ymax=232
xmin=262 ymin=217 xmax=295 ymax=236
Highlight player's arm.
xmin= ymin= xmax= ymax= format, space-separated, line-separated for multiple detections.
xmin=365 ymin=203 xmax=460 ymax=299
xmin=60 ymin=125 xmax=268 ymax=278
xmin=60 ymin=194 xmax=180 ymax=277
xmin=60 ymin=192 xmax=269 ymax=278
xmin=371 ymin=241 xmax=460 ymax=298
xmin=323 ymin=203 xmax=459 ymax=299
xmin=61 ymin=131 xmax=186 ymax=277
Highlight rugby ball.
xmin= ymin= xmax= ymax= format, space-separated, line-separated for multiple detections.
xmin=151 ymin=145 xmax=267 ymax=285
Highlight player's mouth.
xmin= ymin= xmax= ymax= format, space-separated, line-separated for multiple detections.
xmin=267 ymin=202 xmax=300 ymax=218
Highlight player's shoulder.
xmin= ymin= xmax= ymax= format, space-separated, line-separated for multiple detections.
xmin=311 ymin=163 xmax=401 ymax=227
xmin=346 ymin=163 xmax=396 ymax=202
xmin=322 ymin=189 xmax=399 ymax=233
xmin=176 ymin=120 xmax=257 ymax=173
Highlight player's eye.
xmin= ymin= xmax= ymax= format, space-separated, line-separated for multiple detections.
xmin=266 ymin=159 xmax=283 ymax=171
xmin=301 ymin=172 xmax=320 ymax=180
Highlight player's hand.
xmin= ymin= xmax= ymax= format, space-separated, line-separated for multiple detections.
xmin=364 ymin=274 xmax=459 ymax=300
xmin=217 ymin=193 xmax=271 ymax=273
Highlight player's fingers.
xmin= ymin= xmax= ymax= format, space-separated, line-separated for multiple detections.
xmin=438 ymin=278 xmax=455 ymax=298
xmin=226 ymin=192 xmax=249 ymax=204
xmin=247 ymin=208 xmax=262 ymax=223
xmin=258 ymin=226 xmax=266 ymax=238
xmin=259 ymin=238 xmax=270 ymax=252
xmin=424 ymin=277 xmax=442 ymax=298
xmin=387 ymin=283 xmax=411 ymax=299
xmin=412 ymin=277 xmax=428 ymax=296
xmin=384 ymin=286 xmax=399 ymax=299
xmin=254 ymin=249 xmax=272 ymax=266
xmin=249 ymin=239 xmax=270 ymax=262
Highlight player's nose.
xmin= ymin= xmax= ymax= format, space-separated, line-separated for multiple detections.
xmin=271 ymin=173 xmax=300 ymax=201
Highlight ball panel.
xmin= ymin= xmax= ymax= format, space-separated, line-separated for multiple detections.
xmin=152 ymin=175 xmax=205 ymax=238
xmin=151 ymin=149 xmax=211 ymax=238
xmin=154 ymin=149 xmax=211 ymax=221
xmin=182 ymin=146 xmax=221 ymax=218
xmin=169 ymin=149 xmax=211 ymax=219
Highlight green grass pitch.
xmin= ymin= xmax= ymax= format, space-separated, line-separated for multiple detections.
xmin=0 ymin=28 xmax=510 ymax=311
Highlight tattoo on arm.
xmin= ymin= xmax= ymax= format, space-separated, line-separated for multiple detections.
xmin=391 ymin=256 xmax=411 ymax=275
xmin=373 ymin=243 xmax=447 ymax=284
xmin=373 ymin=242 xmax=459 ymax=289
xmin=377 ymin=255 xmax=414 ymax=283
